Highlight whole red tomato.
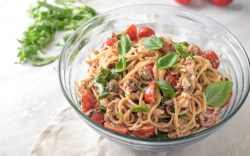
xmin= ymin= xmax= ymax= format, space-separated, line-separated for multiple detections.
xmin=211 ymin=0 xmax=233 ymax=6
xmin=175 ymin=0 xmax=192 ymax=5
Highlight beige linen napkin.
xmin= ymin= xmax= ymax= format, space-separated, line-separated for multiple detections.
xmin=30 ymin=99 xmax=250 ymax=156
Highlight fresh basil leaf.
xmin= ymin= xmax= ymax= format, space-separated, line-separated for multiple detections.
xmin=178 ymin=114 xmax=188 ymax=118
xmin=138 ymin=83 xmax=146 ymax=91
xmin=205 ymin=81 xmax=233 ymax=107
xmin=157 ymin=80 xmax=175 ymax=98
xmin=179 ymin=41 xmax=188 ymax=46
xmin=96 ymin=67 xmax=109 ymax=84
xmin=160 ymin=118 xmax=171 ymax=123
xmin=160 ymin=96 xmax=169 ymax=105
xmin=143 ymin=37 xmax=164 ymax=50
xmin=98 ymin=84 xmax=108 ymax=100
xmin=117 ymin=34 xmax=131 ymax=56
xmin=157 ymin=54 xmax=179 ymax=69
xmin=167 ymin=105 xmax=175 ymax=113
xmin=99 ymin=105 xmax=107 ymax=113
xmin=131 ymin=105 xmax=149 ymax=113
xmin=115 ymin=33 xmax=122 ymax=40
xmin=107 ymin=70 xmax=119 ymax=81
xmin=175 ymin=43 xmax=192 ymax=58
xmin=114 ymin=57 xmax=126 ymax=73
xmin=29 ymin=55 xmax=58 ymax=66
xmin=156 ymin=132 xmax=166 ymax=139
xmin=191 ymin=126 xmax=197 ymax=131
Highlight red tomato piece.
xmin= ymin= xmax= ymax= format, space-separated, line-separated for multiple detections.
xmin=175 ymin=0 xmax=192 ymax=5
xmin=106 ymin=38 xmax=118 ymax=46
xmin=91 ymin=112 xmax=104 ymax=125
xmin=104 ymin=121 xmax=128 ymax=134
xmin=102 ymin=38 xmax=118 ymax=50
xmin=159 ymin=41 xmax=175 ymax=53
xmin=221 ymin=90 xmax=233 ymax=108
xmin=81 ymin=92 xmax=95 ymax=113
xmin=131 ymin=125 xmax=155 ymax=138
xmin=211 ymin=0 xmax=233 ymax=6
xmin=165 ymin=72 xmax=179 ymax=88
xmin=198 ymin=50 xmax=220 ymax=69
xmin=138 ymin=26 xmax=155 ymax=38
xmin=122 ymin=24 xmax=137 ymax=41
xmin=144 ymin=83 xmax=156 ymax=104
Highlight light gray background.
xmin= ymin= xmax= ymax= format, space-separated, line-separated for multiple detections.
xmin=0 ymin=0 xmax=249 ymax=155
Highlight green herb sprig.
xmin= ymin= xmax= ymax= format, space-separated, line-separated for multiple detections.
xmin=113 ymin=34 xmax=131 ymax=72
xmin=17 ymin=1 xmax=97 ymax=66
xmin=93 ymin=68 xmax=118 ymax=100
xmin=175 ymin=43 xmax=192 ymax=58
xmin=131 ymin=105 xmax=149 ymax=113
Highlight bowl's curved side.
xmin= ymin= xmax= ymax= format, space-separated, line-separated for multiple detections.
xmin=58 ymin=4 xmax=250 ymax=151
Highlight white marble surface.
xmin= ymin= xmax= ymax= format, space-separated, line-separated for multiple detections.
xmin=0 ymin=0 xmax=249 ymax=156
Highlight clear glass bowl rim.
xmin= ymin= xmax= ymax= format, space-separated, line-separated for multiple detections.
xmin=58 ymin=4 xmax=250 ymax=143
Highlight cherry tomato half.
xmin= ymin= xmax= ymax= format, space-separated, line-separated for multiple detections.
xmin=91 ymin=112 xmax=104 ymax=125
xmin=144 ymin=83 xmax=156 ymax=104
xmin=104 ymin=121 xmax=128 ymax=134
xmin=106 ymin=38 xmax=118 ymax=46
xmin=81 ymin=92 xmax=95 ymax=113
xmin=165 ymin=72 xmax=179 ymax=88
xmin=211 ymin=0 xmax=233 ymax=6
xmin=138 ymin=26 xmax=155 ymax=38
xmin=175 ymin=0 xmax=192 ymax=5
xmin=122 ymin=24 xmax=137 ymax=41
xmin=102 ymin=38 xmax=118 ymax=50
xmin=159 ymin=41 xmax=175 ymax=53
xmin=131 ymin=125 xmax=155 ymax=138
xmin=198 ymin=50 xmax=220 ymax=69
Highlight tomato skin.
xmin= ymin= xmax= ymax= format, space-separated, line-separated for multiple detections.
xmin=131 ymin=125 xmax=155 ymax=138
xmin=175 ymin=0 xmax=192 ymax=5
xmin=221 ymin=90 xmax=233 ymax=108
xmin=144 ymin=83 xmax=156 ymax=104
xmin=159 ymin=41 xmax=175 ymax=53
xmin=81 ymin=92 xmax=95 ymax=113
xmin=102 ymin=38 xmax=118 ymax=50
xmin=165 ymin=72 xmax=179 ymax=88
xmin=138 ymin=26 xmax=155 ymax=38
xmin=104 ymin=121 xmax=128 ymax=134
xmin=122 ymin=24 xmax=137 ymax=41
xmin=91 ymin=112 xmax=104 ymax=125
xmin=106 ymin=38 xmax=118 ymax=46
xmin=198 ymin=50 xmax=220 ymax=69
xmin=211 ymin=0 xmax=232 ymax=6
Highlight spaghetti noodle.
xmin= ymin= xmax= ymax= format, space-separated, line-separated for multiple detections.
xmin=76 ymin=25 xmax=232 ymax=138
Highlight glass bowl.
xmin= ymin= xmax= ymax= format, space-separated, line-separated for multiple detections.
xmin=58 ymin=4 xmax=250 ymax=151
